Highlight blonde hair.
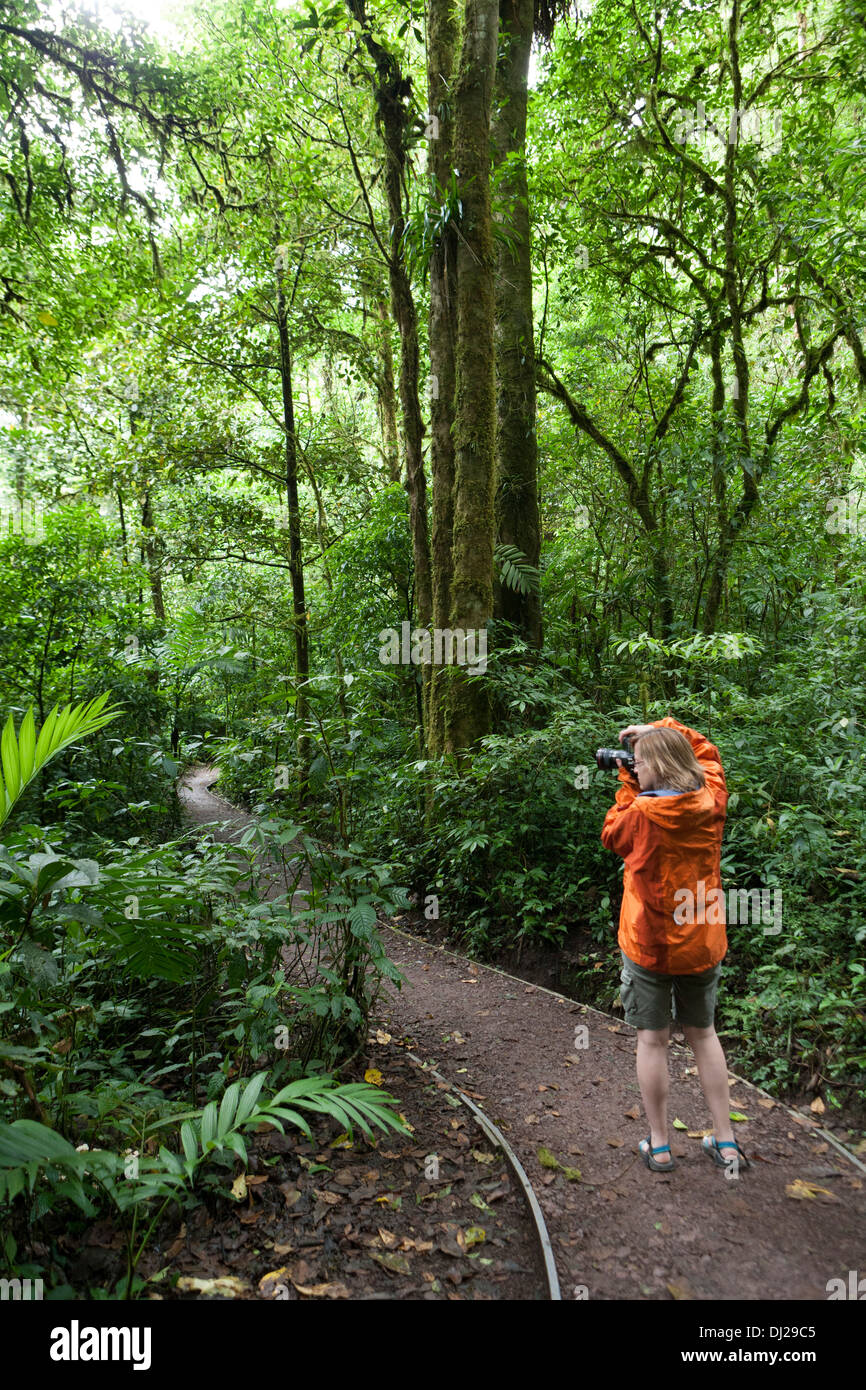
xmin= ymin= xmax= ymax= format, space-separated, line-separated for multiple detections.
xmin=635 ymin=728 xmax=705 ymax=793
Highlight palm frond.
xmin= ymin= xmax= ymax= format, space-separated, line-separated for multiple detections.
xmin=0 ymin=695 xmax=120 ymax=829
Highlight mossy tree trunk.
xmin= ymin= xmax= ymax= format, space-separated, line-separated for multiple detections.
xmin=443 ymin=0 xmax=499 ymax=755
xmin=425 ymin=0 xmax=458 ymax=755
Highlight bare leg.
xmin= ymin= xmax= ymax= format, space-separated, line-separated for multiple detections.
xmin=636 ymin=1025 xmax=672 ymax=1163
xmin=682 ymin=1023 xmax=735 ymax=1143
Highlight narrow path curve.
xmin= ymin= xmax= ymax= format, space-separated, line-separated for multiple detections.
xmin=177 ymin=766 xmax=557 ymax=1298
xmin=178 ymin=768 xmax=866 ymax=1302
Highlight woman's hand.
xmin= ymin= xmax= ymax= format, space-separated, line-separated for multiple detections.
xmin=619 ymin=723 xmax=656 ymax=743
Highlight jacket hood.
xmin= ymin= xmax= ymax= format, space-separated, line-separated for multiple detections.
xmin=633 ymin=785 xmax=717 ymax=829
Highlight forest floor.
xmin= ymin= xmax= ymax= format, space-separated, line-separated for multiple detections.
xmin=174 ymin=767 xmax=866 ymax=1302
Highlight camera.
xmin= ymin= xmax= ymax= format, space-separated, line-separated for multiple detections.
xmin=595 ymin=736 xmax=635 ymax=772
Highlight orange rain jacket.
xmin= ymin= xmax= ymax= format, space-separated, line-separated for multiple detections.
xmin=600 ymin=717 xmax=728 ymax=975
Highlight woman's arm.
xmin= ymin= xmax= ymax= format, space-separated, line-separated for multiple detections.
xmin=600 ymin=767 xmax=641 ymax=857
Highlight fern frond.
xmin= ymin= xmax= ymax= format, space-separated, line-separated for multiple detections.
xmin=494 ymin=543 xmax=540 ymax=597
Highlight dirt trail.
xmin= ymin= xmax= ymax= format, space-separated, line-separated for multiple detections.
xmin=178 ymin=768 xmax=866 ymax=1301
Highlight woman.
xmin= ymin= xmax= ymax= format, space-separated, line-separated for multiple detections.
xmin=600 ymin=717 xmax=749 ymax=1173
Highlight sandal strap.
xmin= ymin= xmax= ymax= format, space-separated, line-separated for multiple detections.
xmin=643 ymin=1138 xmax=671 ymax=1154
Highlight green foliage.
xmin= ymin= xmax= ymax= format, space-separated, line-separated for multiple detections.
xmin=0 ymin=696 xmax=119 ymax=828
xmin=0 ymin=0 xmax=864 ymax=1298
xmin=495 ymin=544 xmax=541 ymax=598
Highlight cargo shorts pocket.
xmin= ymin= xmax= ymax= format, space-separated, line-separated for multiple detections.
xmin=619 ymin=964 xmax=638 ymax=1026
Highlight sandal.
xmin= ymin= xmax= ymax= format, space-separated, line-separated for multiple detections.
xmin=639 ymin=1136 xmax=676 ymax=1172
xmin=702 ymin=1136 xmax=751 ymax=1169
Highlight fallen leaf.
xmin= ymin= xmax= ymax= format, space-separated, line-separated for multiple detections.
xmin=231 ymin=1174 xmax=248 ymax=1201
xmin=258 ymin=1267 xmax=293 ymax=1297
xmin=245 ymin=1174 xmax=269 ymax=1187
xmin=292 ymin=1280 xmax=350 ymax=1298
xmin=375 ymin=1030 xmax=391 ymax=1044
xmin=757 ymin=1098 xmax=775 ymax=1109
xmin=312 ymin=1189 xmax=342 ymax=1205
xmin=165 ymin=1225 xmax=187 ymax=1259
xmin=785 ymin=1178 xmax=837 ymax=1201
xmin=364 ymin=1068 xmax=383 ymax=1086
xmin=471 ymin=1149 xmax=496 ymax=1165
xmin=809 ymin=1096 xmax=826 ymax=1114
xmin=485 ymin=1181 xmax=511 ymax=1200
xmin=377 ymin=1227 xmax=398 ymax=1247
xmin=464 ymin=1226 xmax=485 ymax=1249
xmin=624 ymin=1105 xmax=641 ymax=1120
xmin=178 ymin=1276 xmax=250 ymax=1298
xmin=729 ymin=1111 xmax=749 ymax=1123
xmin=672 ymin=1118 xmax=688 ymax=1131
xmin=666 ymin=1280 xmax=695 ymax=1301
xmin=400 ymin=1237 xmax=434 ymax=1252
xmin=279 ymin=1185 xmax=301 ymax=1207
xmin=370 ymin=1250 xmax=411 ymax=1275
xmin=687 ymin=1128 xmax=714 ymax=1139
xmin=524 ymin=1114 xmax=540 ymax=1125
xmin=606 ymin=1137 xmax=624 ymax=1148
xmin=273 ymin=1242 xmax=294 ymax=1256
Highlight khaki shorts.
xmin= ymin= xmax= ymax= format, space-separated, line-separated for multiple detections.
xmin=619 ymin=949 xmax=721 ymax=1032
